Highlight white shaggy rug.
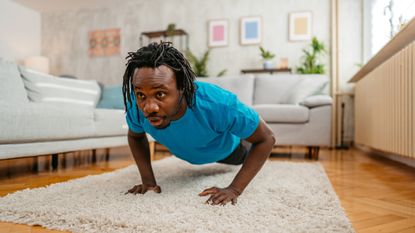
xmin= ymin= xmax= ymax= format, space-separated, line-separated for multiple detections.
xmin=0 ymin=157 xmax=354 ymax=233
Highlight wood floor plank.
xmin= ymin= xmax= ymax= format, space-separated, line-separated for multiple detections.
xmin=396 ymin=226 xmax=415 ymax=233
xmin=351 ymin=198 xmax=415 ymax=217
xmin=7 ymin=223 xmax=31 ymax=233
xmin=353 ymin=214 xmax=404 ymax=229
xmin=360 ymin=217 xmax=415 ymax=233
xmin=31 ymin=225 xmax=68 ymax=233
xmin=347 ymin=211 xmax=382 ymax=222
xmin=385 ymin=197 xmax=415 ymax=208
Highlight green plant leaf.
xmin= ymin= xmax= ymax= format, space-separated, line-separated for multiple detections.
xmin=216 ymin=69 xmax=227 ymax=77
xmin=186 ymin=48 xmax=227 ymax=77
xmin=296 ymin=37 xmax=326 ymax=74
xmin=259 ymin=46 xmax=275 ymax=60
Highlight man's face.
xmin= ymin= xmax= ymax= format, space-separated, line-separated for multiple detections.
xmin=132 ymin=65 xmax=184 ymax=129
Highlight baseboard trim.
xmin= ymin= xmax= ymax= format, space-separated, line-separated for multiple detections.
xmin=355 ymin=144 xmax=415 ymax=168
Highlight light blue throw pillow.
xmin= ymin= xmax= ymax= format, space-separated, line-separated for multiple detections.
xmin=97 ymin=85 xmax=124 ymax=109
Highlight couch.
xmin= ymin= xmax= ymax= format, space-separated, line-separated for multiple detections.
xmin=198 ymin=74 xmax=332 ymax=159
xmin=0 ymin=57 xmax=331 ymax=163
xmin=0 ymin=60 xmax=128 ymax=166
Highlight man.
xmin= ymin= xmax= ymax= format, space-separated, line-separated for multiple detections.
xmin=123 ymin=42 xmax=276 ymax=206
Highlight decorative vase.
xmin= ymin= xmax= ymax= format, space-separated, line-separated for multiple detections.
xmin=263 ymin=60 xmax=273 ymax=69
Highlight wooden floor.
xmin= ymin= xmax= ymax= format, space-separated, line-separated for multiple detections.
xmin=0 ymin=146 xmax=414 ymax=233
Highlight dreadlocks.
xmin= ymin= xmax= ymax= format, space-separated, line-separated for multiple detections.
xmin=122 ymin=41 xmax=196 ymax=111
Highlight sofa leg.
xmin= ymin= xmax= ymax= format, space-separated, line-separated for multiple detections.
xmin=92 ymin=149 xmax=97 ymax=163
xmin=105 ymin=148 xmax=110 ymax=161
xmin=312 ymin=147 xmax=320 ymax=160
xmin=32 ymin=157 xmax=38 ymax=173
xmin=51 ymin=154 xmax=58 ymax=170
xmin=307 ymin=146 xmax=312 ymax=159
xmin=61 ymin=153 xmax=66 ymax=169
xmin=306 ymin=147 xmax=320 ymax=160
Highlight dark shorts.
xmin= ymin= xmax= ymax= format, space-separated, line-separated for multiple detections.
xmin=217 ymin=141 xmax=252 ymax=165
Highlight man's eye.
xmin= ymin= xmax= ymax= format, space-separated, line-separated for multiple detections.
xmin=136 ymin=93 xmax=145 ymax=100
xmin=156 ymin=92 xmax=166 ymax=98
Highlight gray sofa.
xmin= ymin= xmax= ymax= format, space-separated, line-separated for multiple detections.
xmin=198 ymin=74 xmax=332 ymax=159
xmin=0 ymin=60 xmax=128 ymax=163
xmin=0 ymin=58 xmax=331 ymax=163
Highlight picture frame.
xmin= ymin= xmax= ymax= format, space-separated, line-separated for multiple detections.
xmin=89 ymin=28 xmax=121 ymax=57
xmin=289 ymin=12 xmax=312 ymax=41
xmin=208 ymin=19 xmax=228 ymax=47
xmin=240 ymin=16 xmax=262 ymax=45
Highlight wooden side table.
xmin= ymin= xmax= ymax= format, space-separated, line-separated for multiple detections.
xmin=241 ymin=68 xmax=292 ymax=74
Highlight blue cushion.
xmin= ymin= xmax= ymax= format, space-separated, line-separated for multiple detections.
xmin=97 ymin=85 xmax=124 ymax=109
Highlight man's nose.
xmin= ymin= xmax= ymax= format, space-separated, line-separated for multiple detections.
xmin=143 ymin=99 xmax=159 ymax=113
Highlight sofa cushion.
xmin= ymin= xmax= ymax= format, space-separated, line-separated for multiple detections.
xmin=300 ymin=95 xmax=333 ymax=108
xmin=0 ymin=102 xmax=95 ymax=143
xmin=253 ymin=104 xmax=309 ymax=123
xmin=0 ymin=60 xmax=29 ymax=103
xmin=253 ymin=74 xmax=301 ymax=105
xmin=286 ymin=75 xmax=328 ymax=104
xmin=19 ymin=67 xmax=101 ymax=108
xmin=94 ymin=109 xmax=128 ymax=136
xmin=197 ymin=75 xmax=254 ymax=105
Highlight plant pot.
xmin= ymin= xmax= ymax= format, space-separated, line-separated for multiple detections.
xmin=263 ymin=60 xmax=273 ymax=69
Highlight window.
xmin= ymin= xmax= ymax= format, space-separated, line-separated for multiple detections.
xmin=365 ymin=0 xmax=415 ymax=59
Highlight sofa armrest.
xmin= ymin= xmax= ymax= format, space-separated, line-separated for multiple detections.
xmin=300 ymin=95 xmax=333 ymax=108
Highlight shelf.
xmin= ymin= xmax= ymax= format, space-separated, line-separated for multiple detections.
xmin=139 ymin=29 xmax=189 ymax=51
xmin=241 ymin=68 xmax=292 ymax=74
xmin=140 ymin=29 xmax=188 ymax=38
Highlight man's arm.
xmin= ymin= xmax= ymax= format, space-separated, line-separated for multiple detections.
xmin=199 ymin=119 xmax=275 ymax=205
xmin=228 ymin=119 xmax=275 ymax=192
xmin=125 ymin=129 xmax=161 ymax=194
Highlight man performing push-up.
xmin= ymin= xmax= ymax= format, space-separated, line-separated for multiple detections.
xmin=123 ymin=42 xmax=276 ymax=206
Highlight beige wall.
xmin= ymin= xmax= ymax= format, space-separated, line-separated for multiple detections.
xmin=0 ymin=0 xmax=41 ymax=62
xmin=41 ymin=0 xmax=331 ymax=85
xmin=336 ymin=0 xmax=363 ymax=144
xmin=339 ymin=0 xmax=362 ymax=93
xmin=2 ymin=0 xmax=364 ymax=145
xmin=40 ymin=0 xmax=364 ymax=145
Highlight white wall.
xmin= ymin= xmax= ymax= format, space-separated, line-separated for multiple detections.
xmin=0 ymin=0 xmax=41 ymax=62
xmin=41 ymin=0 xmax=331 ymax=84
xmin=339 ymin=0 xmax=362 ymax=92
xmin=337 ymin=0 xmax=363 ymax=144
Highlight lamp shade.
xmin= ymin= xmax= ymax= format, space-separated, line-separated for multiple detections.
xmin=24 ymin=56 xmax=50 ymax=74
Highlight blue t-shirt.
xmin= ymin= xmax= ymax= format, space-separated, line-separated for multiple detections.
xmin=126 ymin=81 xmax=260 ymax=164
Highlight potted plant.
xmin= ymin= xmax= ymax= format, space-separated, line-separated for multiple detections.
xmin=186 ymin=49 xmax=227 ymax=77
xmin=166 ymin=23 xmax=176 ymax=36
xmin=296 ymin=37 xmax=326 ymax=74
xmin=259 ymin=46 xmax=275 ymax=69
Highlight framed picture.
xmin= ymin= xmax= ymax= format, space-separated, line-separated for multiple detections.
xmin=89 ymin=28 xmax=121 ymax=57
xmin=240 ymin=16 xmax=262 ymax=45
xmin=208 ymin=19 xmax=228 ymax=47
xmin=289 ymin=12 xmax=312 ymax=41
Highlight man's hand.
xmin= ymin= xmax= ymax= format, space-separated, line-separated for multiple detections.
xmin=125 ymin=184 xmax=161 ymax=195
xmin=199 ymin=186 xmax=241 ymax=206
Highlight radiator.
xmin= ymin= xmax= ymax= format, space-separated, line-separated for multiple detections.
xmin=355 ymin=41 xmax=414 ymax=158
